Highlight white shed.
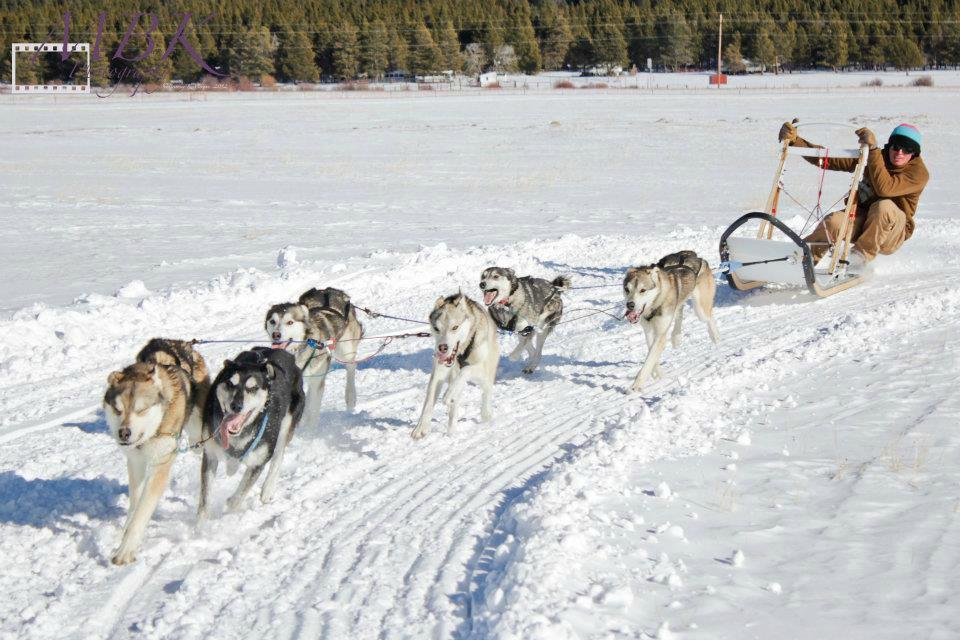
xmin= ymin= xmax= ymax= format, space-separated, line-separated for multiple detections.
xmin=479 ymin=72 xmax=498 ymax=87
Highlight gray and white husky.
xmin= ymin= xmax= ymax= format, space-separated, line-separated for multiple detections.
xmin=412 ymin=293 xmax=499 ymax=440
xmin=623 ymin=250 xmax=720 ymax=392
xmin=265 ymin=287 xmax=363 ymax=425
xmin=199 ymin=347 xmax=305 ymax=519
xmin=479 ymin=267 xmax=571 ymax=374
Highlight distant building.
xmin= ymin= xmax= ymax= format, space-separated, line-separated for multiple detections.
xmin=479 ymin=72 xmax=498 ymax=87
xmin=385 ymin=70 xmax=410 ymax=82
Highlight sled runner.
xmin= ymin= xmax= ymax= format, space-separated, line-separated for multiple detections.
xmin=719 ymin=134 xmax=869 ymax=298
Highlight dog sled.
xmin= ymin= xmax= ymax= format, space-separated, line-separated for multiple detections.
xmin=719 ymin=129 xmax=870 ymax=298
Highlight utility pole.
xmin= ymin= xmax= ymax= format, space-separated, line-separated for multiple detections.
xmin=717 ymin=13 xmax=723 ymax=88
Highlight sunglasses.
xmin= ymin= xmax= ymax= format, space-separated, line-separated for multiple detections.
xmin=890 ymin=142 xmax=917 ymax=154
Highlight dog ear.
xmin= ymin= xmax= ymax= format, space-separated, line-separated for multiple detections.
xmin=625 ymin=267 xmax=639 ymax=278
xmin=265 ymin=362 xmax=277 ymax=381
xmin=434 ymin=296 xmax=446 ymax=309
xmin=107 ymin=370 xmax=123 ymax=386
xmin=299 ymin=304 xmax=310 ymax=318
xmin=223 ymin=359 xmax=234 ymax=371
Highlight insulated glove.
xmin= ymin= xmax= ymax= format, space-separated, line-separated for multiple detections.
xmin=855 ymin=127 xmax=877 ymax=149
xmin=778 ymin=121 xmax=798 ymax=144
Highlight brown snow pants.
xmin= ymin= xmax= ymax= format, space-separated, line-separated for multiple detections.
xmin=804 ymin=199 xmax=908 ymax=262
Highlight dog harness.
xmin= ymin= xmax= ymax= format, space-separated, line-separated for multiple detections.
xmin=456 ymin=331 xmax=477 ymax=369
xmin=238 ymin=412 xmax=270 ymax=461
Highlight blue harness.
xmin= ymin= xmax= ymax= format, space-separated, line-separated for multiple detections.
xmin=239 ymin=412 xmax=270 ymax=461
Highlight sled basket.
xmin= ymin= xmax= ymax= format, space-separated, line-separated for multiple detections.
xmin=720 ymin=212 xmax=863 ymax=297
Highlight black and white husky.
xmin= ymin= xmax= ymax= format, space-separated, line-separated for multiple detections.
xmin=412 ymin=293 xmax=499 ymax=440
xmin=264 ymin=287 xmax=363 ymax=425
xmin=198 ymin=347 xmax=305 ymax=519
xmin=479 ymin=267 xmax=571 ymax=373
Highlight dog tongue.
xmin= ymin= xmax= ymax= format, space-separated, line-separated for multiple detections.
xmin=271 ymin=340 xmax=290 ymax=349
xmin=483 ymin=290 xmax=497 ymax=306
xmin=218 ymin=413 xmax=247 ymax=448
xmin=626 ymin=310 xmax=639 ymax=324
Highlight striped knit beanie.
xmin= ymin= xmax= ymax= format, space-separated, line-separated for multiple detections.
xmin=888 ymin=123 xmax=921 ymax=155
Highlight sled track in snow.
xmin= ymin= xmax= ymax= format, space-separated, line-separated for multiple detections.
xmin=5 ymin=264 xmax=959 ymax=640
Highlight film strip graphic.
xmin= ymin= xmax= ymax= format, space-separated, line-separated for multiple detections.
xmin=12 ymin=43 xmax=90 ymax=94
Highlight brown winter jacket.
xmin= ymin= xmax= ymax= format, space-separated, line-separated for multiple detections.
xmin=792 ymin=135 xmax=929 ymax=239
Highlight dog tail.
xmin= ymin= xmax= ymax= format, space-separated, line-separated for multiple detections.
xmin=551 ymin=275 xmax=573 ymax=291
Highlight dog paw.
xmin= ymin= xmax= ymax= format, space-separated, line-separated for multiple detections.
xmin=411 ymin=425 xmax=428 ymax=440
xmin=629 ymin=382 xmax=644 ymax=393
xmin=522 ymin=366 xmax=536 ymax=375
xmin=110 ymin=547 xmax=136 ymax=566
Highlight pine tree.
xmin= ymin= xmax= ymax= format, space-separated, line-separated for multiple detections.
xmin=942 ymin=16 xmax=960 ymax=67
xmin=657 ymin=11 xmax=694 ymax=71
xmin=409 ymin=20 xmax=442 ymax=76
xmin=436 ymin=20 xmax=462 ymax=73
xmin=361 ymin=20 xmax=390 ymax=79
xmin=332 ymin=22 xmax=360 ymax=79
xmin=508 ymin=4 xmax=541 ymax=73
xmin=171 ymin=25 xmax=216 ymax=82
xmin=225 ymin=26 xmax=277 ymax=81
xmin=889 ymin=36 xmax=924 ymax=70
xmin=753 ymin=23 xmax=776 ymax=73
xmin=483 ymin=16 xmax=506 ymax=71
xmin=776 ymin=22 xmax=798 ymax=72
xmin=313 ymin=21 xmax=337 ymax=78
xmin=862 ymin=22 xmax=888 ymax=70
xmin=277 ymin=27 xmax=319 ymax=82
xmin=591 ymin=3 xmax=627 ymax=72
xmin=387 ymin=24 xmax=409 ymax=73
xmin=723 ymin=34 xmax=746 ymax=73
xmin=817 ymin=15 xmax=849 ymax=70
xmin=626 ymin=7 xmax=656 ymax=71
xmin=138 ymin=27 xmax=174 ymax=85
xmin=539 ymin=6 xmax=572 ymax=71
xmin=13 ymin=47 xmax=43 ymax=84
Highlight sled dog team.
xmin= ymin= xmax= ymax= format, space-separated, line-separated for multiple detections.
xmin=104 ymin=251 xmax=719 ymax=564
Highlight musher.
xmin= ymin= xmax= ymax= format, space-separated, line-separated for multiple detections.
xmin=778 ymin=121 xmax=929 ymax=268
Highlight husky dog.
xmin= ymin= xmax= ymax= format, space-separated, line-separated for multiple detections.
xmin=264 ymin=287 xmax=363 ymax=424
xmin=623 ymin=250 xmax=720 ymax=392
xmin=479 ymin=267 xmax=571 ymax=374
xmin=412 ymin=293 xmax=499 ymax=440
xmin=103 ymin=338 xmax=210 ymax=565
xmin=198 ymin=347 xmax=305 ymax=519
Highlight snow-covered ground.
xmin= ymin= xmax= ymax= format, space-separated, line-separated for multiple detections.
xmin=1 ymin=83 xmax=958 ymax=639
